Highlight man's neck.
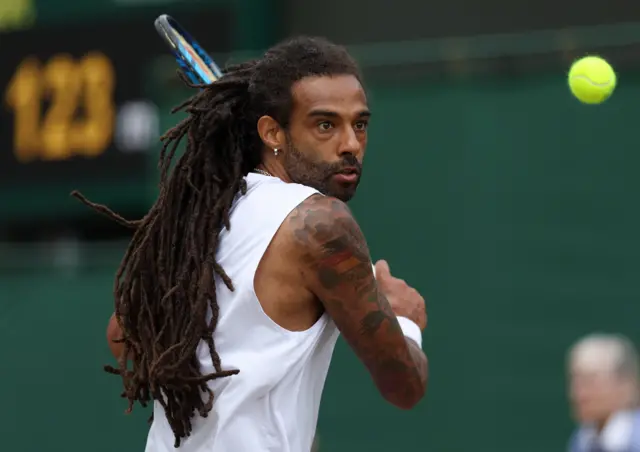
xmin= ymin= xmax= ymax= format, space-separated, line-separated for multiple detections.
xmin=256 ymin=160 xmax=290 ymax=183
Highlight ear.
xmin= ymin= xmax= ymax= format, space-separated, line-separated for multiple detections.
xmin=257 ymin=115 xmax=286 ymax=151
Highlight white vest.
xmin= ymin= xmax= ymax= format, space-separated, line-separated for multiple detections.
xmin=145 ymin=173 xmax=340 ymax=452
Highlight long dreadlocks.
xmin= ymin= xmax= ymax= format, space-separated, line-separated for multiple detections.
xmin=72 ymin=36 xmax=361 ymax=447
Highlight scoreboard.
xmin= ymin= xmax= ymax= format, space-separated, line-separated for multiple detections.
xmin=5 ymin=52 xmax=115 ymax=164
xmin=0 ymin=8 xmax=230 ymax=222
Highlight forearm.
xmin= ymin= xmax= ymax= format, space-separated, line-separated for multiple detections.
xmin=398 ymin=316 xmax=428 ymax=394
xmin=368 ymin=318 xmax=428 ymax=410
xmin=407 ymin=338 xmax=428 ymax=398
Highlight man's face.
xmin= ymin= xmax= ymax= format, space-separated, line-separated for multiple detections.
xmin=569 ymin=348 xmax=628 ymax=424
xmin=282 ymin=75 xmax=370 ymax=202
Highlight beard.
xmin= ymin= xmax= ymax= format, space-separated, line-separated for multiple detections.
xmin=281 ymin=135 xmax=362 ymax=202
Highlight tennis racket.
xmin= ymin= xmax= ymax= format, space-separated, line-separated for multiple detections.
xmin=154 ymin=14 xmax=223 ymax=85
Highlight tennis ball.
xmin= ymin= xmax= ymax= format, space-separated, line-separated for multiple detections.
xmin=568 ymin=56 xmax=616 ymax=104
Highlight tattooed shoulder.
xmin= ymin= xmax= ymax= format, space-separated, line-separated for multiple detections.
xmin=285 ymin=194 xmax=398 ymax=336
xmin=287 ymin=194 xmax=371 ymax=289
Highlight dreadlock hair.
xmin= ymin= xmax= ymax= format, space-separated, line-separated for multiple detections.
xmin=72 ymin=36 xmax=362 ymax=447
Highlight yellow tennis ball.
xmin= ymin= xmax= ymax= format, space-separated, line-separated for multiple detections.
xmin=568 ymin=56 xmax=616 ymax=104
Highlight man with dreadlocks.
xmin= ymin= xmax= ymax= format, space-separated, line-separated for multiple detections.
xmin=89 ymin=35 xmax=428 ymax=451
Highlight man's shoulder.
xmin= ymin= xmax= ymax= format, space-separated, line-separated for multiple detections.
xmin=289 ymin=193 xmax=350 ymax=218
xmin=279 ymin=194 xmax=369 ymax=273
xmin=285 ymin=194 xmax=357 ymax=243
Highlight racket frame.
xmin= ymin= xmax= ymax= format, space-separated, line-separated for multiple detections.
xmin=154 ymin=14 xmax=223 ymax=85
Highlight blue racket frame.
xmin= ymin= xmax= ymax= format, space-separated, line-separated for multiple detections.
xmin=154 ymin=14 xmax=223 ymax=85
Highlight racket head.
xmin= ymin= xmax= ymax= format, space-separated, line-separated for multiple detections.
xmin=154 ymin=14 xmax=223 ymax=85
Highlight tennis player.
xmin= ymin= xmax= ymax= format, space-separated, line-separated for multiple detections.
xmin=92 ymin=36 xmax=427 ymax=451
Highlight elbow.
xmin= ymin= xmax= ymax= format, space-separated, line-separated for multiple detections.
xmin=385 ymin=384 xmax=426 ymax=410
xmin=106 ymin=313 xmax=119 ymax=343
xmin=106 ymin=313 xmax=125 ymax=359
xmin=378 ymin=376 xmax=427 ymax=410
xmin=393 ymin=399 xmax=420 ymax=410
xmin=372 ymin=347 xmax=429 ymax=410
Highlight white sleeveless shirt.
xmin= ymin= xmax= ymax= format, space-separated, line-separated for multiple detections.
xmin=144 ymin=173 xmax=340 ymax=452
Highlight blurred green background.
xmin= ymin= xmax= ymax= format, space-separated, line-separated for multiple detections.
xmin=1 ymin=0 xmax=639 ymax=450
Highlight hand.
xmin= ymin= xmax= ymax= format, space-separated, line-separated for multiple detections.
xmin=374 ymin=260 xmax=427 ymax=330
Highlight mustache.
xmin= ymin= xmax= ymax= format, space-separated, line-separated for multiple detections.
xmin=331 ymin=155 xmax=362 ymax=174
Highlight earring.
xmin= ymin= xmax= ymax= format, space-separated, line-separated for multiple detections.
xmin=274 ymin=148 xmax=279 ymax=156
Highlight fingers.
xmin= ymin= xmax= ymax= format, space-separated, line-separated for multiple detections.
xmin=374 ymin=259 xmax=391 ymax=279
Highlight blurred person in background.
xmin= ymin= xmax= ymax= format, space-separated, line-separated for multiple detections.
xmin=568 ymin=333 xmax=640 ymax=452
xmin=77 ymin=36 xmax=427 ymax=451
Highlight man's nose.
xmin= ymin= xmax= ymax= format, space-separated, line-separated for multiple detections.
xmin=338 ymin=127 xmax=361 ymax=156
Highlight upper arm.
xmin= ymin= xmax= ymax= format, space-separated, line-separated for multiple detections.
xmin=285 ymin=194 xmax=422 ymax=406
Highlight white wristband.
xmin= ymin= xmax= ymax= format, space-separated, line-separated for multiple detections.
xmin=396 ymin=316 xmax=423 ymax=348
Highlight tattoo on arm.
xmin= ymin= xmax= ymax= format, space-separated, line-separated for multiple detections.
xmin=287 ymin=194 xmax=427 ymax=408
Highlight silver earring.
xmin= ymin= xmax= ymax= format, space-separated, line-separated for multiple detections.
xmin=274 ymin=148 xmax=279 ymax=156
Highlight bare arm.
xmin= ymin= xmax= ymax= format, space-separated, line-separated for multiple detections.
xmin=288 ymin=194 xmax=427 ymax=409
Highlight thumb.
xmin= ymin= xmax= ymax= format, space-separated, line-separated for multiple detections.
xmin=374 ymin=259 xmax=391 ymax=280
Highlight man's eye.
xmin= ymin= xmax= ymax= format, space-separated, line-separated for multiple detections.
xmin=354 ymin=121 xmax=368 ymax=131
xmin=318 ymin=121 xmax=333 ymax=131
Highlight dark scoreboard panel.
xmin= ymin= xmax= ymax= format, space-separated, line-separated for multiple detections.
xmin=0 ymin=8 xmax=230 ymax=222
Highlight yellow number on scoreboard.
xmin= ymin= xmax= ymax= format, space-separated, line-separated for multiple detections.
xmin=4 ymin=52 xmax=116 ymax=162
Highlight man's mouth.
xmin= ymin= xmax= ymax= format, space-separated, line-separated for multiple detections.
xmin=333 ymin=167 xmax=360 ymax=183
